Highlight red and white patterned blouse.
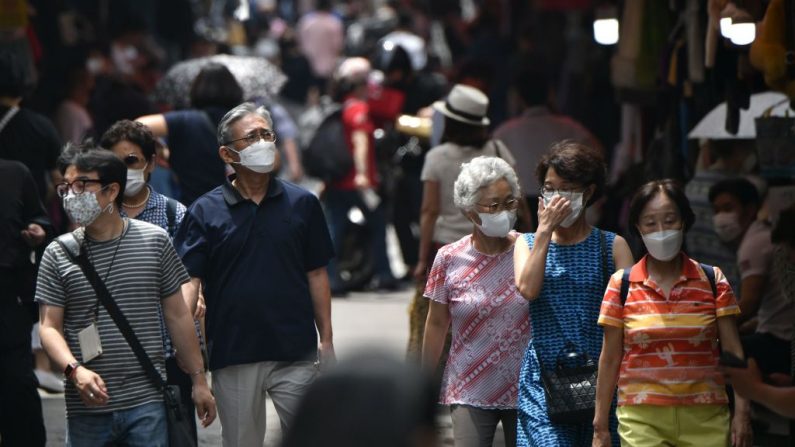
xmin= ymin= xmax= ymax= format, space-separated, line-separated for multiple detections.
xmin=424 ymin=232 xmax=531 ymax=409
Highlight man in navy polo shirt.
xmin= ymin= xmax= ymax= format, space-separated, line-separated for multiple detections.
xmin=174 ymin=102 xmax=335 ymax=447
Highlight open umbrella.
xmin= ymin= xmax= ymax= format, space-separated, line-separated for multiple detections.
xmin=153 ymin=54 xmax=287 ymax=108
xmin=688 ymin=91 xmax=793 ymax=139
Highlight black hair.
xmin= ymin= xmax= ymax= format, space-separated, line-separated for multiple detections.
xmin=535 ymin=140 xmax=606 ymax=205
xmin=628 ymin=179 xmax=696 ymax=238
xmin=708 ymin=178 xmax=761 ymax=207
xmin=100 ymin=120 xmax=157 ymax=162
xmin=58 ymin=143 xmax=127 ymax=208
xmin=189 ymin=62 xmax=244 ymax=110
xmin=772 ymin=205 xmax=795 ymax=246
xmin=441 ymin=116 xmax=489 ymax=148
xmin=514 ymin=68 xmax=549 ymax=107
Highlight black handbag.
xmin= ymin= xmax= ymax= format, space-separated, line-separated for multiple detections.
xmin=540 ymin=341 xmax=599 ymax=424
xmin=540 ymin=230 xmax=609 ymax=424
xmin=57 ymin=233 xmax=196 ymax=447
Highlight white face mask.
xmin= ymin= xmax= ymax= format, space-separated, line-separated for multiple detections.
xmin=228 ymin=139 xmax=276 ymax=173
xmin=475 ymin=210 xmax=517 ymax=238
xmin=543 ymin=191 xmax=584 ymax=228
xmin=641 ymin=229 xmax=683 ymax=262
xmin=713 ymin=212 xmax=744 ymax=242
xmin=124 ymin=164 xmax=147 ymax=197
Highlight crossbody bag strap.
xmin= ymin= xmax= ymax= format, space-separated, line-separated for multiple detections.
xmin=0 ymin=106 xmax=20 ymax=135
xmin=56 ymin=233 xmax=167 ymax=391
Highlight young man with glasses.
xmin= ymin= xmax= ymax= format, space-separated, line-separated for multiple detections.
xmin=36 ymin=144 xmax=216 ymax=446
xmin=174 ymin=102 xmax=335 ymax=446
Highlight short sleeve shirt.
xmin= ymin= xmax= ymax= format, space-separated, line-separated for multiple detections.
xmin=174 ymin=177 xmax=335 ymax=370
xmin=420 ymin=140 xmax=517 ymax=244
xmin=598 ymin=254 xmax=740 ymax=407
xmin=424 ymin=232 xmax=530 ymax=409
xmin=332 ymin=98 xmax=378 ymax=191
xmin=34 ymin=219 xmax=189 ymax=416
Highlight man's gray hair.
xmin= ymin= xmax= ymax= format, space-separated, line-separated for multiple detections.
xmin=454 ymin=156 xmax=521 ymax=211
xmin=217 ymin=102 xmax=274 ymax=146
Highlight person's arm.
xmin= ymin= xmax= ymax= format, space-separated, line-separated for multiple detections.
xmin=162 ymin=289 xmax=216 ymax=427
xmin=612 ymin=235 xmax=634 ymax=271
xmin=736 ymin=274 xmax=766 ymax=325
xmin=421 ymin=300 xmax=451 ymax=370
xmin=514 ymin=196 xmax=571 ymax=300
xmin=307 ymin=266 xmax=335 ymax=368
xmin=351 ymin=130 xmax=370 ymax=189
xmin=592 ymin=325 xmax=623 ymax=446
xmin=281 ymin=137 xmax=304 ymax=181
xmin=721 ymin=358 xmax=795 ymax=418
xmin=181 ymin=277 xmax=201 ymax=316
xmin=414 ymin=180 xmax=440 ymax=281
xmin=136 ymin=114 xmax=169 ymax=138
xmin=717 ymin=316 xmax=753 ymax=447
xmin=39 ymin=304 xmax=109 ymax=406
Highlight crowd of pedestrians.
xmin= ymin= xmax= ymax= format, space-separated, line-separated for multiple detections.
xmin=1 ymin=1 xmax=794 ymax=447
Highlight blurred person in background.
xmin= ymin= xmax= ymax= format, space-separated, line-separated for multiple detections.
xmin=493 ymin=68 xmax=600 ymax=230
xmin=513 ymin=141 xmax=633 ymax=446
xmin=709 ymin=178 xmax=793 ymax=377
xmin=0 ymin=159 xmax=51 ymax=447
xmin=297 ymin=0 xmax=344 ymax=94
xmin=137 ymin=62 xmax=243 ymax=205
xmin=408 ymin=84 xmax=528 ymax=357
xmin=422 ymin=156 xmax=530 ymax=447
xmin=595 ymin=180 xmax=751 ymax=447
xmin=325 ymin=57 xmax=397 ymax=296
xmin=282 ymin=351 xmax=438 ymax=447
xmin=54 ymin=64 xmax=94 ymax=145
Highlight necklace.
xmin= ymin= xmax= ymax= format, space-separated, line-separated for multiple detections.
xmin=123 ymin=187 xmax=150 ymax=208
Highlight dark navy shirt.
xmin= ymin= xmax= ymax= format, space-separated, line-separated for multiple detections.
xmin=174 ymin=176 xmax=334 ymax=370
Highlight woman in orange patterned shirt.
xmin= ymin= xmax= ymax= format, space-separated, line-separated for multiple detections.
xmin=592 ymin=180 xmax=753 ymax=447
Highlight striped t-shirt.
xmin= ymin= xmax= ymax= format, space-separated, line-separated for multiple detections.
xmin=597 ymin=254 xmax=740 ymax=407
xmin=35 ymin=219 xmax=189 ymax=416
xmin=424 ymin=232 xmax=531 ymax=409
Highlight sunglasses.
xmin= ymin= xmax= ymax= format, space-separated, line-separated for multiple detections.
xmin=123 ymin=154 xmax=147 ymax=167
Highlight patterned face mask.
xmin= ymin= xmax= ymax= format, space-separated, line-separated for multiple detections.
xmin=63 ymin=188 xmax=112 ymax=227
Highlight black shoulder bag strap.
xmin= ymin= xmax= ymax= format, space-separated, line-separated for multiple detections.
xmin=165 ymin=197 xmax=178 ymax=236
xmin=55 ymin=233 xmax=167 ymax=392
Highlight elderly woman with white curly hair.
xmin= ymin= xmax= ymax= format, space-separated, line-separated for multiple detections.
xmin=422 ymin=156 xmax=531 ymax=447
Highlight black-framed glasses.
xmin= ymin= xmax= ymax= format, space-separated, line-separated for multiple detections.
xmin=56 ymin=179 xmax=104 ymax=197
xmin=476 ymin=198 xmax=519 ymax=213
xmin=224 ymin=129 xmax=277 ymax=146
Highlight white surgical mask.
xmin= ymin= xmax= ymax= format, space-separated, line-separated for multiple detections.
xmin=124 ymin=165 xmax=147 ymax=197
xmin=228 ymin=139 xmax=276 ymax=173
xmin=713 ymin=212 xmax=744 ymax=242
xmin=641 ymin=229 xmax=683 ymax=262
xmin=476 ymin=210 xmax=517 ymax=238
xmin=543 ymin=191 xmax=584 ymax=228
xmin=63 ymin=189 xmax=112 ymax=227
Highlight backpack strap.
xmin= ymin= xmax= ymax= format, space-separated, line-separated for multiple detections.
xmin=700 ymin=263 xmax=718 ymax=298
xmin=619 ymin=268 xmax=631 ymax=306
xmin=165 ymin=197 xmax=178 ymax=236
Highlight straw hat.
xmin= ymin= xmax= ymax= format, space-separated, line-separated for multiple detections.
xmin=433 ymin=84 xmax=490 ymax=126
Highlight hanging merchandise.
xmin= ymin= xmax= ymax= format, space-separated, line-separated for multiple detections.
xmin=755 ymin=103 xmax=795 ymax=178
xmin=750 ymin=0 xmax=795 ymax=103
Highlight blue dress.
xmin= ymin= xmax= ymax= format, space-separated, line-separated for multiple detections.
xmin=517 ymin=228 xmax=619 ymax=446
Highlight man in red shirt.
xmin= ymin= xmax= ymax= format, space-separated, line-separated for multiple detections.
xmin=325 ymin=58 xmax=396 ymax=295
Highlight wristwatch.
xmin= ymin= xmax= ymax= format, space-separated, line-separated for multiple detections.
xmin=64 ymin=361 xmax=81 ymax=380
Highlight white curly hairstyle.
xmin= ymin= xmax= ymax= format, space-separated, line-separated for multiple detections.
xmin=453 ymin=156 xmax=521 ymax=211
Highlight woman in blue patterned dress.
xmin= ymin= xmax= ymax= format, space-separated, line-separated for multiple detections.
xmin=513 ymin=141 xmax=634 ymax=446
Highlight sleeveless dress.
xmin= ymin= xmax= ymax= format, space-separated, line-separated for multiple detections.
xmin=517 ymin=228 xmax=619 ymax=446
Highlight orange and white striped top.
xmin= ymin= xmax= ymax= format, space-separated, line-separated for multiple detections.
xmin=598 ymin=254 xmax=741 ymax=406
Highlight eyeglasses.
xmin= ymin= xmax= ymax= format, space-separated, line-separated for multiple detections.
xmin=540 ymin=187 xmax=585 ymax=198
xmin=56 ymin=179 xmax=105 ymax=197
xmin=224 ymin=129 xmax=277 ymax=146
xmin=123 ymin=154 xmax=146 ymax=167
xmin=476 ymin=198 xmax=519 ymax=213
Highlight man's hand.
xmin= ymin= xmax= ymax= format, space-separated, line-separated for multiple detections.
xmin=720 ymin=358 xmax=764 ymax=399
xmin=194 ymin=291 xmax=206 ymax=319
xmin=731 ymin=412 xmax=753 ymax=447
xmin=21 ymin=223 xmax=46 ymax=247
xmin=73 ymin=367 xmax=109 ymax=407
xmin=353 ymin=173 xmax=370 ymax=190
xmin=191 ymin=378 xmax=216 ymax=428
xmin=318 ymin=341 xmax=336 ymax=371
